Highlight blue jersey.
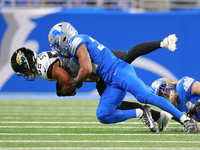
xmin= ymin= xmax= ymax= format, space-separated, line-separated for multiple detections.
xmin=68 ymin=34 xmax=121 ymax=84
xmin=176 ymin=76 xmax=200 ymax=120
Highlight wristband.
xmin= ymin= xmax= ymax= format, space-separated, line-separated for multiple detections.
xmin=71 ymin=78 xmax=83 ymax=89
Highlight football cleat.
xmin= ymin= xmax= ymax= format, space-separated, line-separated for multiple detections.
xmin=183 ymin=117 xmax=197 ymax=134
xmin=157 ymin=111 xmax=172 ymax=132
xmin=141 ymin=105 xmax=156 ymax=132
xmin=160 ymin=34 xmax=178 ymax=52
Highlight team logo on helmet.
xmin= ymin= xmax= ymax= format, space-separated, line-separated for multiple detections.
xmin=52 ymin=29 xmax=65 ymax=39
xmin=16 ymin=51 xmax=26 ymax=65
xmin=51 ymin=26 xmax=65 ymax=39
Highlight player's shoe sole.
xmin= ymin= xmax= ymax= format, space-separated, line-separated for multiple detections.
xmin=141 ymin=105 xmax=156 ymax=132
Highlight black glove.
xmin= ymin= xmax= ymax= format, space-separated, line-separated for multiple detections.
xmin=187 ymin=107 xmax=198 ymax=116
xmin=56 ymin=81 xmax=76 ymax=96
xmin=187 ymin=102 xmax=200 ymax=116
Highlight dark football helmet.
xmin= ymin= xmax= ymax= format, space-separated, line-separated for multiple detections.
xmin=11 ymin=47 xmax=37 ymax=81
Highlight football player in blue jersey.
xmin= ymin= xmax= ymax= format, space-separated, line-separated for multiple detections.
xmin=151 ymin=76 xmax=200 ymax=126
xmin=48 ymin=22 xmax=197 ymax=133
xmin=11 ymin=34 xmax=173 ymax=132
xmin=95 ymin=38 xmax=175 ymax=132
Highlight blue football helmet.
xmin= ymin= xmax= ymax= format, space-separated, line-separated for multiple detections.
xmin=151 ymin=78 xmax=176 ymax=100
xmin=48 ymin=22 xmax=78 ymax=57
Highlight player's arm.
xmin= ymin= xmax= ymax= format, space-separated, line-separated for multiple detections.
xmin=51 ymin=60 xmax=75 ymax=93
xmin=190 ymin=81 xmax=200 ymax=95
xmin=72 ymin=44 xmax=93 ymax=88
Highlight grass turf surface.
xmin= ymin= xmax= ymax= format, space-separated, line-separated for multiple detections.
xmin=0 ymin=99 xmax=199 ymax=149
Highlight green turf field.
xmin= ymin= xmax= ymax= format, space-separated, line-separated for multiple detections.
xmin=0 ymin=99 xmax=199 ymax=150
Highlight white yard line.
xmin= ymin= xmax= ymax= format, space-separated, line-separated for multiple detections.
xmin=0 ymin=126 xmax=153 ymax=128
xmin=0 ymin=110 xmax=95 ymax=113
xmin=0 ymin=113 xmax=94 ymax=115
xmin=0 ymin=133 xmax=198 ymax=136
xmin=0 ymin=140 xmax=199 ymax=143
xmin=0 ymin=148 xmax=199 ymax=150
xmin=0 ymin=126 xmax=183 ymax=129
xmin=0 ymin=121 xmax=180 ymax=124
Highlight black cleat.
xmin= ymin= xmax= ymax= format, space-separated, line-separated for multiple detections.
xmin=141 ymin=105 xmax=156 ymax=132
xmin=183 ymin=117 xmax=197 ymax=134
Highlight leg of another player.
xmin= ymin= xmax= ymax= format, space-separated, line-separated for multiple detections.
xmin=112 ymin=34 xmax=178 ymax=64
xmin=117 ymin=101 xmax=172 ymax=132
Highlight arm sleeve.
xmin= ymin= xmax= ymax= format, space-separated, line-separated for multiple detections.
xmin=111 ymin=40 xmax=161 ymax=64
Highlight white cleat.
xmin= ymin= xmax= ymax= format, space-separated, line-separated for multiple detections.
xmin=157 ymin=111 xmax=172 ymax=132
xmin=160 ymin=34 xmax=178 ymax=52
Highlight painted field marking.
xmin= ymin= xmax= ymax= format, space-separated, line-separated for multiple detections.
xmin=0 ymin=133 xmax=198 ymax=136
xmin=0 ymin=126 xmax=184 ymax=129
xmin=0 ymin=121 xmax=180 ymax=124
xmin=0 ymin=140 xmax=199 ymax=143
xmin=0 ymin=147 xmax=200 ymax=150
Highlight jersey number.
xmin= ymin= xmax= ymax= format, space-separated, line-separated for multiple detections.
xmin=37 ymin=55 xmax=46 ymax=75
xmin=89 ymin=37 xmax=105 ymax=51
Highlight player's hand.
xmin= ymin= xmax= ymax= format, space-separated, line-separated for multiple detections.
xmin=57 ymin=89 xmax=76 ymax=96
xmin=56 ymin=81 xmax=76 ymax=96
xmin=187 ymin=107 xmax=198 ymax=116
